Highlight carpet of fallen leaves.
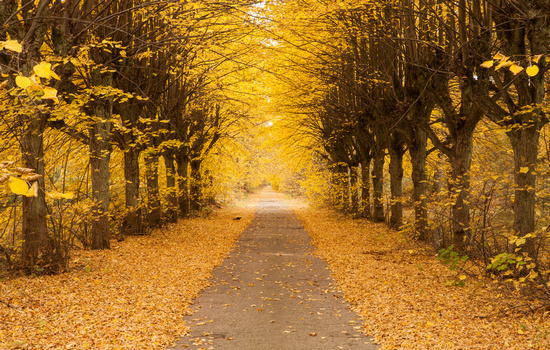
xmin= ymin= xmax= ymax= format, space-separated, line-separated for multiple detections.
xmin=293 ymin=204 xmax=550 ymax=350
xmin=0 ymin=202 xmax=255 ymax=350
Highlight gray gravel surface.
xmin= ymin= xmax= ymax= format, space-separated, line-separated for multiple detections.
xmin=170 ymin=188 xmax=380 ymax=350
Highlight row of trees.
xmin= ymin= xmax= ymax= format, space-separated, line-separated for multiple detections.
xmin=0 ymin=1 xmax=261 ymax=273
xmin=270 ymin=0 xmax=550 ymax=293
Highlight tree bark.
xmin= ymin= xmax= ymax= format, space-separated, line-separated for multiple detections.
xmin=122 ymin=148 xmax=142 ymax=235
xmin=89 ymin=103 xmax=112 ymax=250
xmin=164 ymin=151 xmax=178 ymax=223
xmin=21 ymin=114 xmax=52 ymax=268
xmin=389 ymin=132 xmax=405 ymax=230
xmin=449 ymin=129 xmax=474 ymax=251
xmin=372 ymin=146 xmax=385 ymax=222
xmin=360 ymin=157 xmax=371 ymax=219
xmin=509 ymin=123 xmax=540 ymax=257
xmin=190 ymin=158 xmax=202 ymax=212
xmin=349 ymin=165 xmax=359 ymax=215
xmin=408 ymin=125 xmax=428 ymax=240
xmin=176 ymin=150 xmax=190 ymax=217
xmin=145 ymin=151 xmax=161 ymax=229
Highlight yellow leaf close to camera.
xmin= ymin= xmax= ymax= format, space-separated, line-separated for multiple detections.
xmin=519 ymin=167 xmax=529 ymax=174
xmin=3 ymin=40 xmax=22 ymax=53
xmin=8 ymin=176 xmax=29 ymax=196
xmin=15 ymin=75 xmax=31 ymax=89
xmin=526 ymin=65 xmax=539 ymax=77
xmin=509 ymin=64 xmax=524 ymax=75
xmin=480 ymin=60 xmax=493 ymax=68
xmin=42 ymin=86 xmax=58 ymax=101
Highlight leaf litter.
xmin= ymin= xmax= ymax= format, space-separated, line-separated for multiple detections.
xmin=292 ymin=204 xmax=550 ymax=350
xmin=0 ymin=203 xmax=255 ymax=350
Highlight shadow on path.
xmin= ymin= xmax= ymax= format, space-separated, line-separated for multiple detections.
xmin=171 ymin=188 xmax=380 ymax=349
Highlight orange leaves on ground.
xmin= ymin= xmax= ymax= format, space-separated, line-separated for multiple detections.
xmin=293 ymin=205 xmax=550 ymax=350
xmin=0 ymin=206 xmax=255 ymax=349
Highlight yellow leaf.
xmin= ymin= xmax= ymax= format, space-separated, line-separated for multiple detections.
xmin=34 ymin=62 xmax=52 ymax=78
xmin=26 ymin=181 xmax=38 ymax=197
xmin=42 ymin=86 xmax=58 ymax=101
xmin=8 ymin=177 xmax=29 ymax=196
xmin=533 ymin=54 xmax=543 ymax=63
xmin=519 ymin=167 xmax=529 ymax=174
xmin=509 ymin=64 xmax=524 ymax=75
xmin=458 ymin=274 xmax=467 ymax=280
xmin=15 ymin=75 xmax=31 ymax=89
xmin=480 ymin=60 xmax=493 ymax=68
xmin=495 ymin=60 xmax=512 ymax=70
xmin=493 ymin=52 xmax=506 ymax=61
xmin=526 ymin=65 xmax=539 ymax=77
xmin=3 ymin=40 xmax=22 ymax=53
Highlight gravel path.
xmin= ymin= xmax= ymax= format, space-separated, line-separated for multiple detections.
xmin=171 ymin=188 xmax=380 ymax=349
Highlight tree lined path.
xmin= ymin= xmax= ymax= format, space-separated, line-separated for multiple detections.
xmin=173 ymin=187 xmax=379 ymax=349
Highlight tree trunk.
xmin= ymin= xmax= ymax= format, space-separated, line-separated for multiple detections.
xmin=509 ymin=123 xmax=540 ymax=258
xmin=145 ymin=151 xmax=162 ymax=229
xmin=372 ymin=147 xmax=385 ymax=222
xmin=89 ymin=105 xmax=112 ymax=250
xmin=21 ymin=114 xmax=52 ymax=268
xmin=122 ymin=148 xmax=142 ymax=235
xmin=349 ymin=165 xmax=359 ymax=215
xmin=389 ymin=133 xmax=405 ymax=230
xmin=190 ymin=158 xmax=202 ymax=212
xmin=164 ymin=151 xmax=178 ymax=223
xmin=176 ymin=150 xmax=189 ymax=217
xmin=408 ymin=126 xmax=428 ymax=240
xmin=360 ymin=157 xmax=371 ymax=218
xmin=449 ymin=130 xmax=474 ymax=251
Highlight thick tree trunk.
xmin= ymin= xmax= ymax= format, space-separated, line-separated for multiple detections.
xmin=145 ymin=151 xmax=162 ymax=229
xmin=360 ymin=157 xmax=371 ymax=218
xmin=409 ymin=126 xmax=428 ymax=240
xmin=389 ymin=133 xmax=405 ymax=230
xmin=89 ymin=107 xmax=112 ymax=250
xmin=509 ymin=123 xmax=540 ymax=257
xmin=190 ymin=158 xmax=202 ymax=212
xmin=176 ymin=150 xmax=189 ymax=217
xmin=349 ymin=166 xmax=359 ymax=215
xmin=122 ymin=148 xmax=142 ymax=235
xmin=164 ymin=151 xmax=178 ymax=223
xmin=449 ymin=130 xmax=474 ymax=251
xmin=372 ymin=147 xmax=385 ymax=222
xmin=21 ymin=114 xmax=52 ymax=268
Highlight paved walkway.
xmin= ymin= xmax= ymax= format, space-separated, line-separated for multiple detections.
xmin=171 ymin=188 xmax=379 ymax=349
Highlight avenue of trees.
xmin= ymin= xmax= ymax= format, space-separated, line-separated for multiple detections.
xmin=0 ymin=0 xmax=265 ymax=273
xmin=268 ymin=0 xmax=550 ymax=298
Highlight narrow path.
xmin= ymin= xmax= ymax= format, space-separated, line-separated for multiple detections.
xmin=172 ymin=188 xmax=379 ymax=349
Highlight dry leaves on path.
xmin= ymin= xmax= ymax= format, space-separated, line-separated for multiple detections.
xmin=293 ymin=205 xmax=550 ymax=350
xmin=0 ymin=204 xmax=255 ymax=350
